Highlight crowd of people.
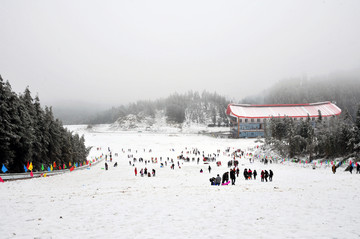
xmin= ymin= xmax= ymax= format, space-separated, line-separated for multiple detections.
xmin=209 ymin=166 xmax=274 ymax=186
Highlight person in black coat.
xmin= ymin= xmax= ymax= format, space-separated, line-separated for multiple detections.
xmin=243 ymin=168 xmax=248 ymax=180
xmin=264 ymin=170 xmax=269 ymax=182
xmin=269 ymin=170 xmax=273 ymax=182
xmin=349 ymin=164 xmax=354 ymax=174
xmin=253 ymin=170 xmax=257 ymax=180
xmin=222 ymin=172 xmax=229 ymax=184
xmin=230 ymin=169 xmax=236 ymax=185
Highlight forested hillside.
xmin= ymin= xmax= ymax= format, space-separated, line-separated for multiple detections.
xmin=84 ymin=72 xmax=360 ymax=127
xmin=264 ymin=106 xmax=360 ymax=160
xmin=241 ymin=73 xmax=360 ymax=121
xmin=89 ymin=91 xmax=230 ymax=128
xmin=0 ymin=76 xmax=89 ymax=173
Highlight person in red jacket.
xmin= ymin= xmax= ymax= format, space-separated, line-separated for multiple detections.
xmin=135 ymin=167 xmax=137 ymax=176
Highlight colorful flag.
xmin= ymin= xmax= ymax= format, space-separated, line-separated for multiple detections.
xmin=69 ymin=162 xmax=71 ymax=166
xmin=59 ymin=166 xmax=62 ymax=170
xmin=30 ymin=171 xmax=33 ymax=177
xmin=43 ymin=173 xmax=47 ymax=177
xmin=24 ymin=165 xmax=28 ymax=172
xmin=26 ymin=161 xmax=30 ymax=169
xmin=53 ymin=162 xmax=56 ymax=168
xmin=64 ymin=164 xmax=67 ymax=169
xmin=50 ymin=165 xmax=53 ymax=171
xmin=28 ymin=162 xmax=33 ymax=171
xmin=47 ymin=167 xmax=51 ymax=172
xmin=1 ymin=164 xmax=8 ymax=173
xmin=0 ymin=176 xmax=4 ymax=183
xmin=41 ymin=164 xmax=44 ymax=171
xmin=69 ymin=166 xmax=75 ymax=172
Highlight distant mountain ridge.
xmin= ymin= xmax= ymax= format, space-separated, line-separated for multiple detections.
xmin=56 ymin=71 xmax=360 ymax=126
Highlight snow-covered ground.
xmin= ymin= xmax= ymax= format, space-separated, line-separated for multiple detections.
xmin=1 ymin=125 xmax=359 ymax=239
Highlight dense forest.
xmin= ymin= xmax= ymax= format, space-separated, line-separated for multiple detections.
xmin=0 ymin=76 xmax=89 ymax=173
xmin=264 ymin=107 xmax=360 ymax=160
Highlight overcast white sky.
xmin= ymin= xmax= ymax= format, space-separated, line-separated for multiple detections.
xmin=1 ymin=0 xmax=360 ymax=108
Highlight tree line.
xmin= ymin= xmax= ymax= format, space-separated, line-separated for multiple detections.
xmin=0 ymin=76 xmax=89 ymax=173
xmin=241 ymin=74 xmax=360 ymax=121
xmin=89 ymin=91 xmax=230 ymax=126
xmin=264 ymin=108 xmax=360 ymax=160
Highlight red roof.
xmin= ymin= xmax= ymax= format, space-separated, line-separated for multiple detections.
xmin=226 ymin=101 xmax=341 ymax=119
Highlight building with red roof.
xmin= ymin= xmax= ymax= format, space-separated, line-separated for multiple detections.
xmin=226 ymin=101 xmax=341 ymax=138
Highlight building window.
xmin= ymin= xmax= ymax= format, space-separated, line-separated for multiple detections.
xmin=239 ymin=119 xmax=242 ymax=123
xmin=245 ymin=119 xmax=248 ymax=123
xmin=257 ymin=119 xmax=261 ymax=122
xmin=251 ymin=119 xmax=254 ymax=122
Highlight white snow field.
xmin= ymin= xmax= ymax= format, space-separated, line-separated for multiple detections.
xmin=1 ymin=125 xmax=360 ymax=239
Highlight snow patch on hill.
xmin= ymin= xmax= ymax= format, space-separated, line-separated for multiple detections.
xmin=107 ymin=110 xmax=229 ymax=134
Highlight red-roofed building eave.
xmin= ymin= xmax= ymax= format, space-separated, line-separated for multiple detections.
xmin=229 ymin=101 xmax=332 ymax=108
xmin=226 ymin=102 xmax=342 ymax=119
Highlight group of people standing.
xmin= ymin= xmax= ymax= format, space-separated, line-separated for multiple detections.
xmin=210 ymin=168 xmax=274 ymax=185
xmin=134 ymin=167 xmax=156 ymax=177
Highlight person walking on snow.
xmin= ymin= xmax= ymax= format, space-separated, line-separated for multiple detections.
xmin=264 ymin=170 xmax=269 ymax=182
xmin=269 ymin=170 xmax=273 ymax=182
xmin=135 ymin=167 xmax=137 ymax=176
xmin=208 ymin=165 xmax=211 ymax=173
xmin=230 ymin=169 xmax=236 ymax=185
xmin=253 ymin=170 xmax=257 ymax=180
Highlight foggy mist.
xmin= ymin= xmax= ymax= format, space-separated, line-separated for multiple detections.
xmin=1 ymin=0 xmax=360 ymax=111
